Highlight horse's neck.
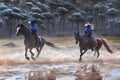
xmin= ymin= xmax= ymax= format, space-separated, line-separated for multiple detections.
xmin=79 ymin=35 xmax=89 ymax=47
xmin=78 ymin=34 xmax=82 ymax=42
xmin=78 ymin=35 xmax=85 ymax=45
xmin=22 ymin=28 xmax=33 ymax=39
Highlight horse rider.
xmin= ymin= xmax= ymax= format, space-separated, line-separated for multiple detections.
xmin=28 ymin=20 xmax=38 ymax=46
xmin=84 ymin=23 xmax=97 ymax=50
xmin=84 ymin=23 xmax=93 ymax=37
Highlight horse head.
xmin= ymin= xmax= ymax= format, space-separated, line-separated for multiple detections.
xmin=16 ymin=24 xmax=24 ymax=36
xmin=74 ymin=32 xmax=80 ymax=44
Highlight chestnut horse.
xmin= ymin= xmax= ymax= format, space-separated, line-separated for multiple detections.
xmin=74 ymin=32 xmax=113 ymax=61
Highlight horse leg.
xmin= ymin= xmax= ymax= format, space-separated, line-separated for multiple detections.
xmin=96 ymin=40 xmax=102 ymax=58
xmin=36 ymin=44 xmax=44 ymax=58
xmin=25 ymin=47 xmax=29 ymax=60
xmin=29 ymin=49 xmax=35 ymax=60
xmin=97 ymin=50 xmax=100 ymax=58
xmin=93 ymin=41 xmax=99 ymax=56
xmin=94 ymin=50 xmax=97 ymax=56
xmin=79 ymin=49 xmax=87 ymax=61
xmin=94 ymin=46 xmax=97 ymax=56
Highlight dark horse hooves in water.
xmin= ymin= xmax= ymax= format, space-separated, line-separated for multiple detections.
xmin=16 ymin=24 xmax=56 ymax=60
xmin=74 ymin=32 xmax=113 ymax=61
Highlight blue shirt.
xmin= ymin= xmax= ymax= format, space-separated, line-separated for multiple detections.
xmin=30 ymin=24 xmax=38 ymax=32
xmin=84 ymin=28 xmax=92 ymax=36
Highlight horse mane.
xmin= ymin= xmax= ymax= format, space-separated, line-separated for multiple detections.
xmin=76 ymin=32 xmax=86 ymax=38
xmin=79 ymin=33 xmax=88 ymax=40
xmin=82 ymin=35 xmax=89 ymax=39
xmin=21 ymin=24 xmax=29 ymax=30
xmin=21 ymin=24 xmax=31 ymax=32
xmin=19 ymin=24 xmax=32 ymax=36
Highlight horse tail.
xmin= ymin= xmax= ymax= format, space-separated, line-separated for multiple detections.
xmin=40 ymin=37 xmax=56 ymax=48
xmin=101 ymin=39 xmax=113 ymax=53
xmin=45 ymin=41 xmax=56 ymax=48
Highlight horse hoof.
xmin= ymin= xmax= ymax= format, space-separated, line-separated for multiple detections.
xmin=32 ymin=57 xmax=35 ymax=60
xmin=26 ymin=57 xmax=30 ymax=60
xmin=79 ymin=58 xmax=82 ymax=61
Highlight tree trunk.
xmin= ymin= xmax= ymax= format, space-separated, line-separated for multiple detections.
xmin=52 ymin=18 xmax=55 ymax=33
xmin=47 ymin=19 xmax=50 ymax=33
xmin=76 ymin=21 xmax=80 ymax=32
xmin=62 ymin=15 xmax=65 ymax=31
xmin=110 ymin=17 xmax=114 ymax=33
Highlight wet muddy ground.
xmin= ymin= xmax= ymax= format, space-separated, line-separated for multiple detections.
xmin=0 ymin=36 xmax=120 ymax=80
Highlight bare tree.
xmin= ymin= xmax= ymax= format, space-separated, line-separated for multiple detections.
xmin=56 ymin=7 xmax=68 ymax=30
xmin=42 ymin=12 xmax=54 ymax=33
xmin=69 ymin=12 xmax=84 ymax=32
xmin=107 ymin=8 xmax=119 ymax=31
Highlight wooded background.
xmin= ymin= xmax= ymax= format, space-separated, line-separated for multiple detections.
xmin=0 ymin=0 xmax=120 ymax=38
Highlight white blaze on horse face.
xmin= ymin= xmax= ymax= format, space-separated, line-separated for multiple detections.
xmin=16 ymin=27 xmax=21 ymax=35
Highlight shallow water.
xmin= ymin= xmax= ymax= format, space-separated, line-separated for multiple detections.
xmin=0 ymin=36 xmax=120 ymax=80
xmin=106 ymin=68 xmax=120 ymax=80
xmin=6 ymin=76 xmax=25 ymax=80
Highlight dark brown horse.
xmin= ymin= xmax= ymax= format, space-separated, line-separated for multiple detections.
xmin=74 ymin=32 xmax=113 ymax=61
xmin=16 ymin=24 xmax=55 ymax=60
